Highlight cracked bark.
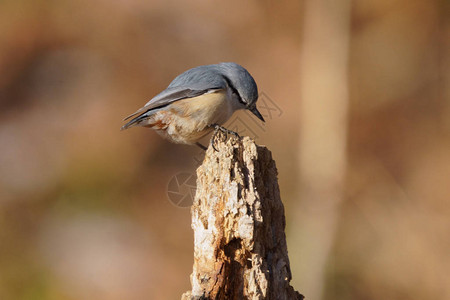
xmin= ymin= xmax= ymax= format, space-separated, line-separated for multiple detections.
xmin=182 ymin=136 xmax=303 ymax=300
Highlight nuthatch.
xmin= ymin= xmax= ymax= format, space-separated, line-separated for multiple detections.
xmin=121 ymin=62 xmax=264 ymax=149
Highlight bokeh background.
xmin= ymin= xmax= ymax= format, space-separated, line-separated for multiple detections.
xmin=1 ymin=0 xmax=449 ymax=299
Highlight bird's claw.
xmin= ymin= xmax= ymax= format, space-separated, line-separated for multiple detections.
xmin=210 ymin=124 xmax=240 ymax=151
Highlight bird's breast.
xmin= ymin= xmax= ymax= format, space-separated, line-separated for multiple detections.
xmin=176 ymin=90 xmax=232 ymax=124
xmin=146 ymin=90 xmax=234 ymax=144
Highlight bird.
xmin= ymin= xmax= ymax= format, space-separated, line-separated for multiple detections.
xmin=121 ymin=62 xmax=265 ymax=150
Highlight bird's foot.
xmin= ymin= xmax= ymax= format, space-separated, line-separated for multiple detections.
xmin=209 ymin=124 xmax=240 ymax=151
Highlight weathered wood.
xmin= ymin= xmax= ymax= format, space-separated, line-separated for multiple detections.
xmin=182 ymin=136 xmax=303 ymax=300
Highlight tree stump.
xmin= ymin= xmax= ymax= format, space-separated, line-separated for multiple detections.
xmin=182 ymin=136 xmax=303 ymax=300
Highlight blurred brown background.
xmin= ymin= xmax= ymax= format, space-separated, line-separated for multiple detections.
xmin=1 ymin=0 xmax=449 ymax=299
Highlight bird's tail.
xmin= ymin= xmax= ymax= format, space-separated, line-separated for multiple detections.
xmin=120 ymin=113 xmax=149 ymax=130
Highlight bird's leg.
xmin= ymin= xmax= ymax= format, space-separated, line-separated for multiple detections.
xmin=209 ymin=124 xmax=240 ymax=151
xmin=195 ymin=142 xmax=207 ymax=151
xmin=210 ymin=124 xmax=240 ymax=138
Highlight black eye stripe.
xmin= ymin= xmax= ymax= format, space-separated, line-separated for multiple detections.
xmin=223 ymin=76 xmax=246 ymax=105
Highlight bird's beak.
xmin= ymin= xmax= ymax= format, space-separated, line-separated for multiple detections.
xmin=250 ymin=106 xmax=265 ymax=122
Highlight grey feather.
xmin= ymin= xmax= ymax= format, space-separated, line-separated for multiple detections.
xmin=122 ymin=87 xmax=219 ymax=121
xmin=121 ymin=62 xmax=258 ymax=130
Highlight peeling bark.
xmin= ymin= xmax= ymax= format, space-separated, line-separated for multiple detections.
xmin=182 ymin=136 xmax=303 ymax=300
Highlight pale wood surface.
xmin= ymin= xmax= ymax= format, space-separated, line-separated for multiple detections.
xmin=182 ymin=136 xmax=302 ymax=300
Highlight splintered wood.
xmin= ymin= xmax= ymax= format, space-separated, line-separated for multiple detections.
xmin=182 ymin=136 xmax=303 ymax=300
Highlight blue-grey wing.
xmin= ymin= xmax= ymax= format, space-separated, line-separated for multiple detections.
xmin=121 ymin=65 xmax=229 ymax=131
xmin=122 ymin=87 xmax=218 ymax=121
xmin=123 ymin=66 xmax=228 ymax=121
xmin=121 ymin=87 xmax=222 ymax=130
